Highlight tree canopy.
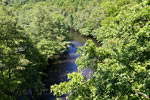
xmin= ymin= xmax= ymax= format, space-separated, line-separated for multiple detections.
xmin=1 ymin=0 xmax=150 ymax=100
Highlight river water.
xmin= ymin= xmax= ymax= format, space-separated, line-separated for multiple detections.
xmin=39 ymin=31 xmax=99 ymax=100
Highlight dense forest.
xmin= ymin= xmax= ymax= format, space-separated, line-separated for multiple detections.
xmin=1 ymin=0 xmax=150 ymax=100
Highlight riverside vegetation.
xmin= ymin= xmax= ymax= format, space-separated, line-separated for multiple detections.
xmin=1 ymin=0 xmax=150 ymax=100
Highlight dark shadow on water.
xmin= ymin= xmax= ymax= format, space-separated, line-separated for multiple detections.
xmin=39 ymin=31 xmax=99 ymax=100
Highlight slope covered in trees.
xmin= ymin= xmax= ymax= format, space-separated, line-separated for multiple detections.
xmin=1 ymin=0 xmax=150 ymax=100
xmin=0 ymin=1 xmax=70 ymax=100
xmin=51 ymin=0 xmax=150 ymax=100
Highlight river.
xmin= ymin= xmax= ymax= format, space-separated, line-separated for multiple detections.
xmin=39 ymin=31 xmax=99 ymax=100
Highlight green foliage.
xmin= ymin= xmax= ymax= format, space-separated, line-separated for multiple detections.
xmin=51 ymin=0 xmax=150 ymax=100
xmin=0 ymin=1 xmax=70 ymax=100
xmin=15 ymin=2 xmax=70 ymax=59
xmin=1 ymin=0 xmax=150 ymax=100
xmin=0 ymin=6 xmax=26 ymax=99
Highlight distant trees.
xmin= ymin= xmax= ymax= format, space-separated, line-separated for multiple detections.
xmin=1 ymin=0 xmax=150 ymax=100
xmin=0 ymin=1 xmax=70 ymax=100
xmin=51 ymin=0 xmax=150 ymax=100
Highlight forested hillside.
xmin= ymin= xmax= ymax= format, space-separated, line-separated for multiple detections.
xmin=51 ymin=0 xmax=150 ymax=100
xmin=0 ymin=1 xmax=70 ymax=99
xmin=1 ymin=0 xmax=150 ymax=100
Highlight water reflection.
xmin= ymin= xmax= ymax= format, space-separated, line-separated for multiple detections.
xmin=40 ymin=31 xmax=99 ymax=100
xmin=70 ymin=31 xmax=100 ymax=46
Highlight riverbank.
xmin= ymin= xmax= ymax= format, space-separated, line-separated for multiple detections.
xmin=40 ymin=31 xmax=100 ymax=100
